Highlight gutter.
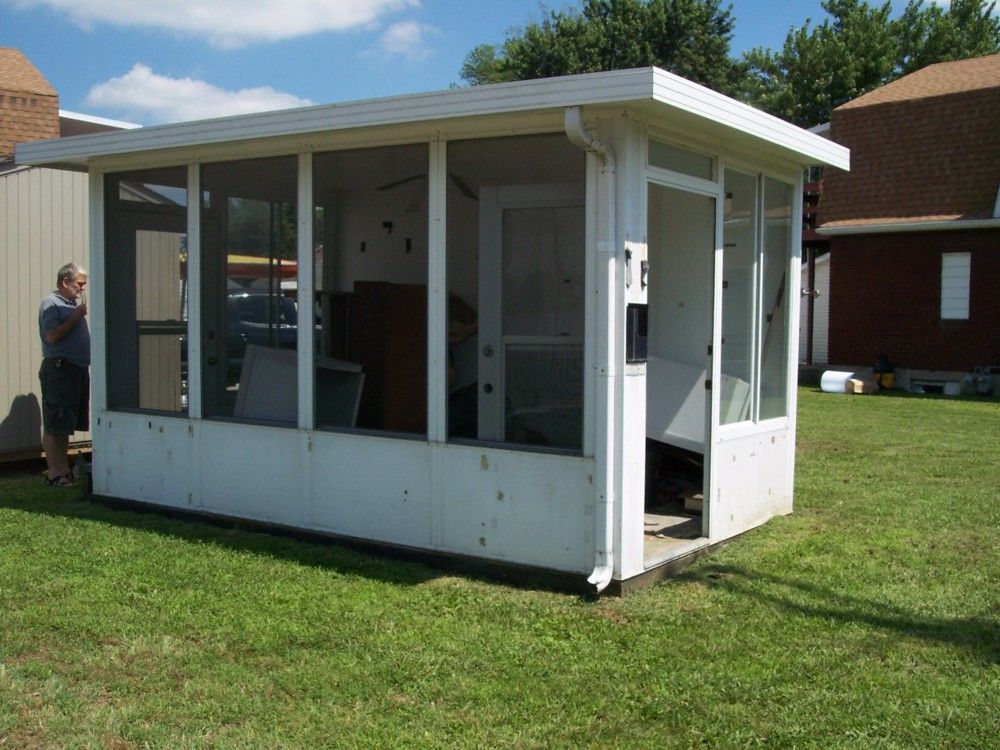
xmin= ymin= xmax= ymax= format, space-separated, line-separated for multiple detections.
xmin=819 ymin=218 xmax=1000 ymax=235
xmin=564 ymin=106 xmax=617 ymax=595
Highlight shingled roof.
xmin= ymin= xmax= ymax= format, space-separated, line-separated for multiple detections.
xmin=839 ymin=53 xmax=1000 ymax=110
xmin=819 ymin=54 xmax=1000 ymax=230
xmin=0 ymin=47 xmax=56 ymax=97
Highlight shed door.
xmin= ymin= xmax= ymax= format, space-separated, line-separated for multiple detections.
xmin=477 ymin=185 xmax=585 ymax=450
xmin=709 ymin=172 xmax=797 ymax=539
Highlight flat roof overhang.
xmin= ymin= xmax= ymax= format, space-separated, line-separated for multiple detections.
xmin=16 ymin=67 xmax=850 ymax=173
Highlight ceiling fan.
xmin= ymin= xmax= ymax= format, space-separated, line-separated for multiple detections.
xmin=376 ymin=172 xmax=479 ymax=202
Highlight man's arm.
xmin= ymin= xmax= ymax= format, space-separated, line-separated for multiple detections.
xmin=43 ymin=303 xmax=87 ymax=345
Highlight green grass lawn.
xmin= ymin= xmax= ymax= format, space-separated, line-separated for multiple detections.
xmin=1 ymin=388 xmax=998 ymax=749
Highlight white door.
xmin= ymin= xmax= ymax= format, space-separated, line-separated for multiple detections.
xmin=477 ymin=185 xmax=585 ymax=450
xmin=709 ymin=171 xmax=798 ymax=539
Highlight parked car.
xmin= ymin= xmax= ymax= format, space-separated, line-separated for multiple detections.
xmin=226 ymin=291 xmax=299 ymax=378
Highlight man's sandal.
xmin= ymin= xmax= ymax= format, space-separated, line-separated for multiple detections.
xmin=45 ymin=474 xmax=74 ymax=487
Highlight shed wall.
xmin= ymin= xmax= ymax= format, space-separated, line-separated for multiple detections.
xmin=0 ymin=166 xmax=90 ymax=457
xmin=94 ymin=412 xmax=597 ymax=574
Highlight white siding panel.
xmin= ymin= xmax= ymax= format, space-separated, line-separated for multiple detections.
xmin=798 ymin=256 xmax=829 ymax=364
xmin=941 ymin=252 xmax=970 ymax=320
xmin=95 ymin=413 xmax=596 ymax=575
xmin=0 ymin=167 xmax=90 ymax=456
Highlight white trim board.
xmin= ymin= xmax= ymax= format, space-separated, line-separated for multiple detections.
xmin=18 ymin=68 xmax=848 ymax=173
xmin=820 ymin=218 xmax=1000 ymax=235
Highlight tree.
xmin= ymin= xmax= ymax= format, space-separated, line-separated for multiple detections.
xmin=897 ymin=0 xmax=1000 ymax=74
xmin=743 ymin=0 xmax=898 ymax=127
xmin=459 ymin=0 xmax=745 ymax=96
xmin=743 ymin=0 xmax=1000 ymax=126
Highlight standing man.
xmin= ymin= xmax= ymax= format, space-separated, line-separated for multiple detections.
xmin=38 ymin=262 xmax=90 ymax=486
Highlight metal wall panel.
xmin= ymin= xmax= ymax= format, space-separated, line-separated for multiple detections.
xmin=95 ymin=412 xmax=596 ymax=575
xmin=710 ymin=426 xmax=792 ymax=541
xmin=0 ymin=166 xmax=90 ymax=457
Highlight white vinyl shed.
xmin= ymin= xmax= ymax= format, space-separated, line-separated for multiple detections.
xmin=17 ymin=68 xmax=849 ymax=592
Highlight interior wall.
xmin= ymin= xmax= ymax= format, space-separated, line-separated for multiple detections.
xmin=647 ymin=185 xmax=714 ymax=367
xmin=334 ymin=188 xmax=429 ymax=291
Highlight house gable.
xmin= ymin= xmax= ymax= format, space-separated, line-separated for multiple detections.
xmin=0 ymin=47 xmax=59 ymax=157
xmin=820 ymin=54 xmax=1000 ymax=229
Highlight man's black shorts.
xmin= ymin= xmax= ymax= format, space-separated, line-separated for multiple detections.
xmin=39 ymin=358 xmax=90 ymax=435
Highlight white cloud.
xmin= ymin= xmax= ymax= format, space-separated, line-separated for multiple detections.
xmin=10 ymin=0 xmax=420 ymax=48
xmin=377 ymin=21 xmax=438 ymax=61
xmin=85 ymin=64 xmax=314 ymax=124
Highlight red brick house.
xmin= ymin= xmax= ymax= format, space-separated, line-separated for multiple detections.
xmin=819 ymin=54 xmax=1000 ymax=388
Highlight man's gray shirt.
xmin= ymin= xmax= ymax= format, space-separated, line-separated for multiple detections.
xmin=39 ymin=292 xmax=90 ymax=367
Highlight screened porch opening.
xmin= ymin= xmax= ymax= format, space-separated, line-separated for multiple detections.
xmin=104 ymin=166 xmax=189 ymax=415
xmin=445 ymin=133 xmax=586 ymax=454
xmin=312 ymin=143 xmax=429 ymax=436
xmin=200 ymin=155 xmax=299 ymax=423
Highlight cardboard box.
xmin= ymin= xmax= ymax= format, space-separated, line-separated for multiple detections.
xmin=848 ymin=378 xmax=878 ymax=394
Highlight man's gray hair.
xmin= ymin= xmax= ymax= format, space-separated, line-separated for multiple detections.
xmin=56 ymin=262 xmax=86 ymax=288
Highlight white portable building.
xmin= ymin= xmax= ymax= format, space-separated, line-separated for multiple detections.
xmin=17 ymin=68 xmax=849 ymax=592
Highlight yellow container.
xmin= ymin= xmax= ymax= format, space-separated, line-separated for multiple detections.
xmin=875 ymin=372 xmax=895 ymax=390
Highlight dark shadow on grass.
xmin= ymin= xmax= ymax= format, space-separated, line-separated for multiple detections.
xmin=681 ymin=562 xmax=1000 ymax=664
xmin=0 ymin=468 xmax=591 ymax=596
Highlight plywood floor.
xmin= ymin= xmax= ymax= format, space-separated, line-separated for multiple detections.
xmin=644 ymin=509 xmax=705 ymax=565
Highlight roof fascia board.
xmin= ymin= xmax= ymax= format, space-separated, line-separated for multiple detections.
xmin=820 ymin=218 xmax=1000 ymax=235
xmin=650 ymin=70 xmax=850 ymax=170
xmin=18 ymin=67 xmax=848 ymax=172
xmin=59 ymin=109 xmax=141 ymax=130
xmin=18 ymin=69 xmax=653 ymax=168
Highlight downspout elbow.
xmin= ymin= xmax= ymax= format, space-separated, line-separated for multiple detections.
xmin=587 ymin=561 xmax=614 ymax=594
xmin=565 ymin=107 xmax=616 ymax=173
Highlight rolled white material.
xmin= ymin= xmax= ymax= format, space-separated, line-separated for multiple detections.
xmin=820 ymin=370 xmax=855 ymax=394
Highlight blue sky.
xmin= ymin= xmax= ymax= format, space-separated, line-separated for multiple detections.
xmin=2 ymin=0 xmax=944 ymax=125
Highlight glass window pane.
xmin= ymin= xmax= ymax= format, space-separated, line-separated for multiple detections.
xmin=648 ymin=139 xmax=713 ymax=180
xmin=720 ymin=170 xmax=757 ymax=424
xmin=446 ymin=134 xmax=585 ymax=452
xmin=759 ymin=178 xmax=793 ymax=420
xmin=200 ymin=156 xmax=298 ymax=423
xmin=313 ymin=144 xmax=428 ymax=436
xmin=105 ymin=167 xmax=188 ymax=414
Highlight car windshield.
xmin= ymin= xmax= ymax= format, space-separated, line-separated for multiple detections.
xmin=233 ymin=295 xmax=298 ymax=325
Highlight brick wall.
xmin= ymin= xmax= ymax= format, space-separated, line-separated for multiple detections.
xmin=829 ymin=230 xmax=1000 ymax=371
xmin=0 ymin=87 xmax=59 ymax=156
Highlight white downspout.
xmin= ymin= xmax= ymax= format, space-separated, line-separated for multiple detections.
xmin=565 ymin=106 xmax=617 ymax=594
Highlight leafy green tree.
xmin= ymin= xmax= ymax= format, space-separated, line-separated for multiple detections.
xmin=743 ymin=0 xmax=1000 ymax=126
xmin=897 ymin=0 xmax=1000 ymax=74
xmin=459 ymin=0 xmax=744 ymax=96
xmin=743 ymin=0 xmax=897 ymax=126
xmin=462 ymin=0 xmax=1000 ymax=128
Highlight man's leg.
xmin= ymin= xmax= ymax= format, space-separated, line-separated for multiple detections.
xmin=43 ymin=432 xmax=70 ymax=479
